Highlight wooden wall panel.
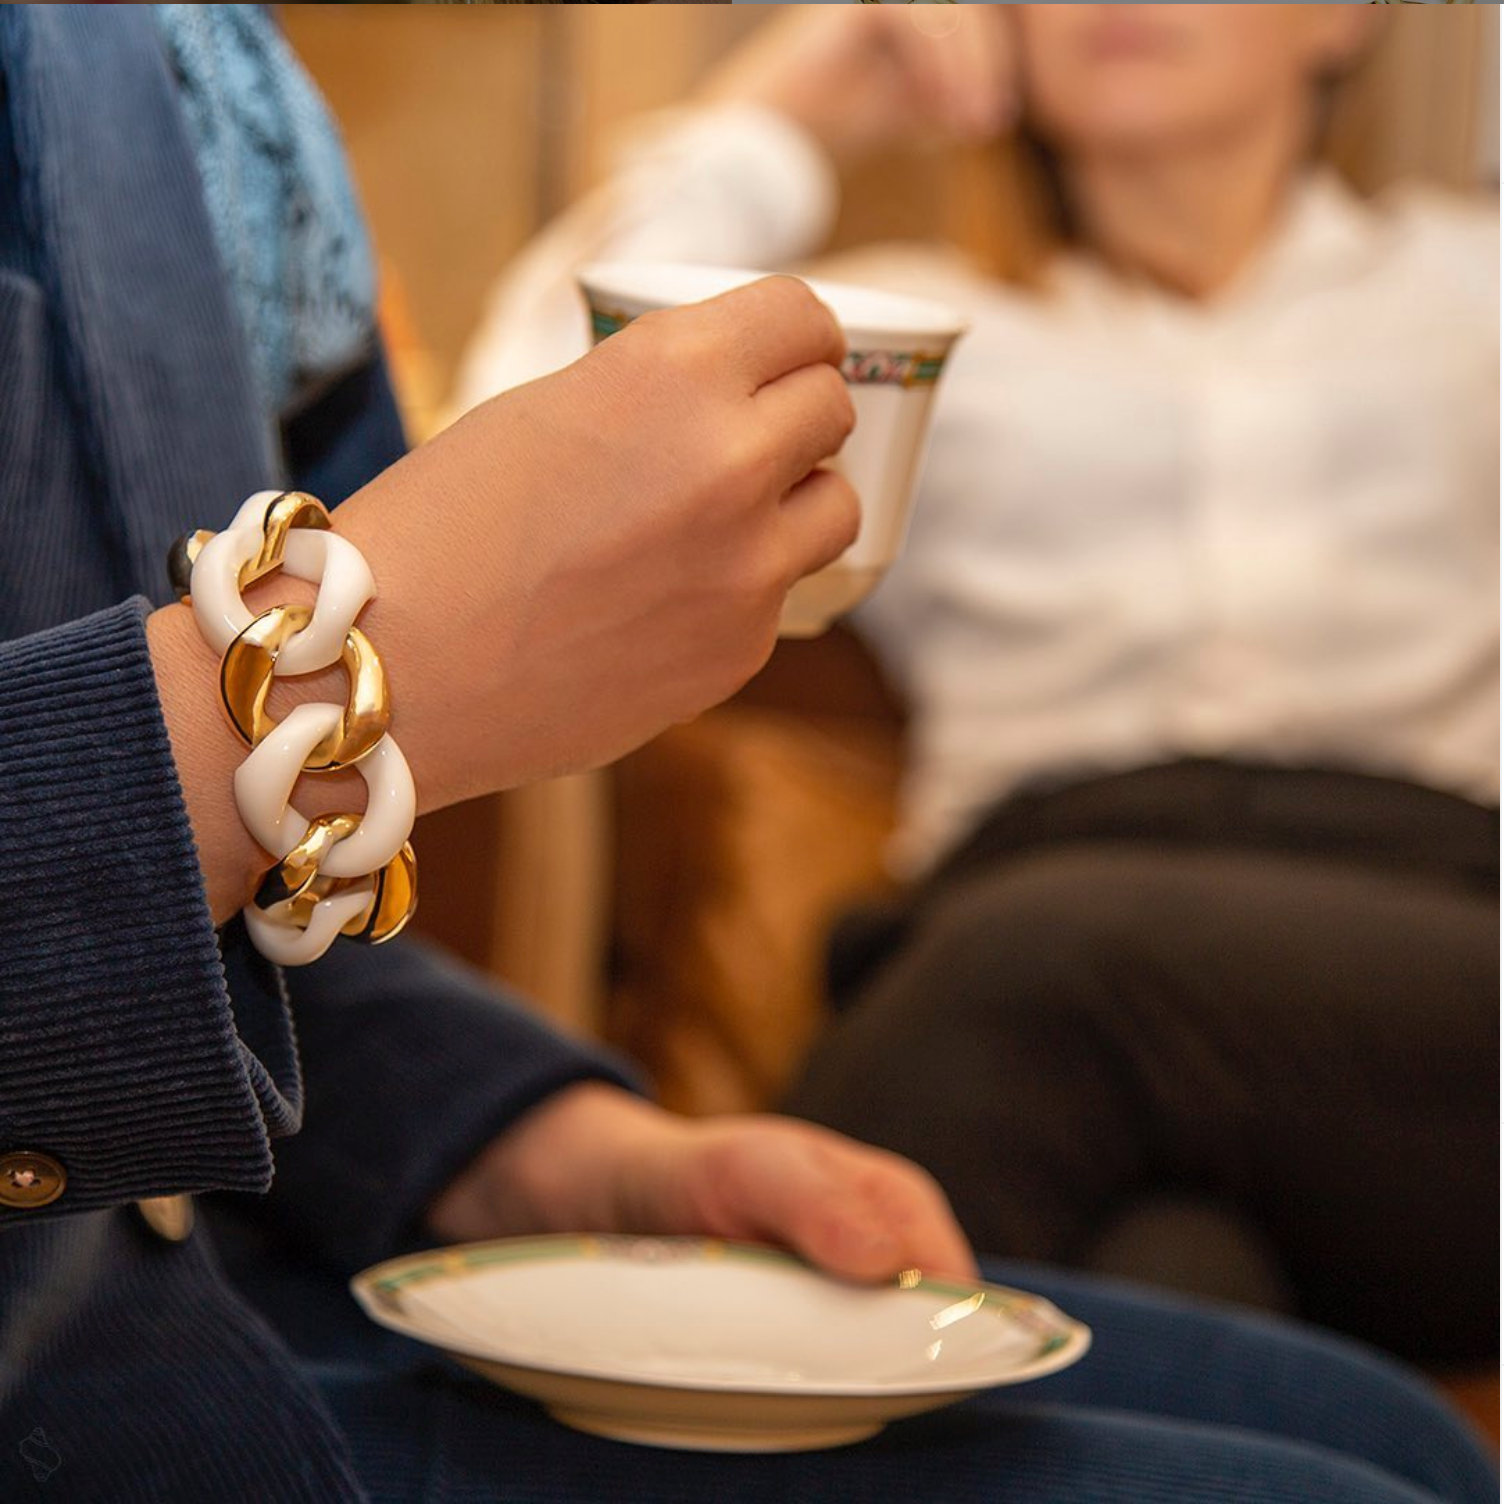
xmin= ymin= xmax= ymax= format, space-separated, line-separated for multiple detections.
xmin=283 ymin=4 xmax=547 ymax=412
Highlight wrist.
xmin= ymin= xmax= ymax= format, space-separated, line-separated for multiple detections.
xmin=150 ymin=494 xmax=425 ymax=936
xmin=425 ymin=1083 xmax=672 ymax=1244
xmin=150 ymin=595 xmax=379 ymax=923
xmin=148 ymin=601 xmax=268 ymax=923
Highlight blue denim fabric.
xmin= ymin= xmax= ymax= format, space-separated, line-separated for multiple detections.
xmin=216 ymin=1237 xmax=1499 ymax=1504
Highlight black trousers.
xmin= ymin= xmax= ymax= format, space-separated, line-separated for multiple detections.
xmin=783 ymin=761 xmax=1499 ymax=1365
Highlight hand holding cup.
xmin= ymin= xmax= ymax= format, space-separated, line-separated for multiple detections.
xmin=333 ymin=275 xmax=863 ymax=809
xmin=578 ymin=263 xmax=968 ymax=639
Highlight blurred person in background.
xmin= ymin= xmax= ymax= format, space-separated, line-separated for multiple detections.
xmin=455 ymin=4 xmax=1498 ymax=1369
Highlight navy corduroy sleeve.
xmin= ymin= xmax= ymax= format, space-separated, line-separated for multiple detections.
xmin=0 ymin=597 xmax=298 ymax=1220
xmin=0 ymin=594 xmax=642 ymax=1262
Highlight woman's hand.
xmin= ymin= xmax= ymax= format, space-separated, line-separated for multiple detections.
xmin=341 ymin=275 xmax=858 ymax=810
xmin=427 ymin=1082 xmax=979 ymax=1284
xmin=152 ymin=276 xmax=858 ymax=919
xmin=699 ymin=6 xmax=1016 ymax=170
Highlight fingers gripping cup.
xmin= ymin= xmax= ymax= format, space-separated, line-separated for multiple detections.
xmin=577 ymin=263 xmax=968 ymax=639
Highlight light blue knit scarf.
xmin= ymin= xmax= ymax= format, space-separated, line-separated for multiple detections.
xmin=152 ymin=4 xmax=377 ymax=418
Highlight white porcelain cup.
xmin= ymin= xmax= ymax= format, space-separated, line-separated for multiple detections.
xmin=576 ymin=262 xmax=968 ymax=638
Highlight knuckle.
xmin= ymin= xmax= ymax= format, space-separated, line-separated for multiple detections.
xmin=770 ymin=273 xmax=826 ymax=321
xmin=734 ymin=533 xmax=788 ymax=602
xmin=623 ymin=307 xmax=675 ymax=345
xmin=738 ymin=620 xmax=780 ymax=687
xmin=824 ymin=365 xmax=858 ymax=438
xmin=747 ymin=271 xmax=807 ymax=311
xmin=768 ymin=272 xmax=817 ymax=308
xmin=789 ymin=368 xmax=854 ymax=461
xmin=827 ymin=472 xmax=862 ymax=550
xmin=788 ymin=361 xmax=854 ymax=441
xmin=750 ymin=273 xmax=836 ymax=336
xmin=627 ymin=308 xmax=714 ymax=375
xmin=704 ymin=609 xmax=776 ymax=703
xmin=839 ymin=479 xmax=861 ymax=540
xmin=719 ymin=428 xmax=777 ymax=499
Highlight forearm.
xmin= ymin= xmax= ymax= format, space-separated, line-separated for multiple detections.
xmin=149 ymin=274 xmax=862 ymax=930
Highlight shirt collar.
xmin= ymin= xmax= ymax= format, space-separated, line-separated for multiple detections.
xmin=1222 ymin=168 xmax=1379 ymax=309
xmin=1051 ymin=169 xmax=1380 ymax=320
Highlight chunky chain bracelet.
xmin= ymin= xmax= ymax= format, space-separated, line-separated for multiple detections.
xmin=168 ymin=491 xmax=417 ymax=965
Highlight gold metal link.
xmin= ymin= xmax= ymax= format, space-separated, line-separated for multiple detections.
xmin=167 ymin=529 xmax=218 ymax=603
xmin=220 ymin=604 xmax=390 ymax=771
xmin=271 ymin=843 xmax=418 ymax=948
xmin=342 ymin=842 xmax=419 ymax=945
xmin=254 ymin=811 xmax=364 ymax=909
xmin=238 ymin=491 xmax=331 ymax=590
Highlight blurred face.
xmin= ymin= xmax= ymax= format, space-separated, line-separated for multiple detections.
xmin=1014 ymin=4 xmax=1368 ymax=159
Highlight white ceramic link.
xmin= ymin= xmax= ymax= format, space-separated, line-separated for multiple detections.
xmin=227 ymin=489 xmax=295 ymax=533
xmin=233 ymin=705 xmax=416 ymax=876
xmin=189 ymin=520 xmax=275 ymax=654
xmin=189 ymin=492 xmax=376 ymax=672
xmin=233 ymin=702 xmax=345 ymax=857
xmin=312 ymin=736 xmax=416 ymax=878
xmin=245 ymin=879 xmax=377 ymax=967
xmin=272 ymin=531 xmax=377 ymax=676
xmin=180 ymin=491 xmax=416 ymax=965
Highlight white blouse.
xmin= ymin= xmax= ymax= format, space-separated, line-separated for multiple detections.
xmin=452 ymin=107 xmax=1500 ymax=875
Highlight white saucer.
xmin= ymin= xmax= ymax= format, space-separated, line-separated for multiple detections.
xmin=352 ymin=1235 xmax=1090 ymax=1452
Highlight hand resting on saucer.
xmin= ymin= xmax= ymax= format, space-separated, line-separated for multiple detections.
xmin=426 ymin=1081 xmax=979 ymax=1284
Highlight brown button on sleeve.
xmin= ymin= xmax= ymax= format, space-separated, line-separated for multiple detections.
xmin=0 ymin=1151 xmax=67 ymax=1208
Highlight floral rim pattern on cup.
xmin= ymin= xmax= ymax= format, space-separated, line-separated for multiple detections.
xmin=589 ymin=305 xmax=947 ymax=387
xmin=841 ymin=349 xmax=947 ymax=387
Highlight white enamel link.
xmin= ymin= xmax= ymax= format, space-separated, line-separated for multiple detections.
xmin=313 ymin=736 xmax=416 ymax=878
xmin=245 ymin=879 xmax=376 ymax=966
xmin=190 ymin=490 xmax=289 ymax=653
xmin=234 ymin=702 xmax=345 ymax=857
xmin=189 ymin=493 xmax=375 ymax=674
xmin=227 ymin=490 xmax=291 ymax=532
xmin=273 ymin=531 xmax=376 ymax=676
xmin=189 ymin=523 xmax=266 ymax=655
xmin=234 ymin=706 xmax=415 ymax=876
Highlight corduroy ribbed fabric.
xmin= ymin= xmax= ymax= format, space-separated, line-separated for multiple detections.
xmin=0 ymin=599 xmax=282 ymax=1212
xmin=0 ymin=8 xmax=277 ymax=615
xmin=3 ymin=1214 xmax=367 ymax=1502
xmin=0 ymin=11 xmax=637 ymax=1499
